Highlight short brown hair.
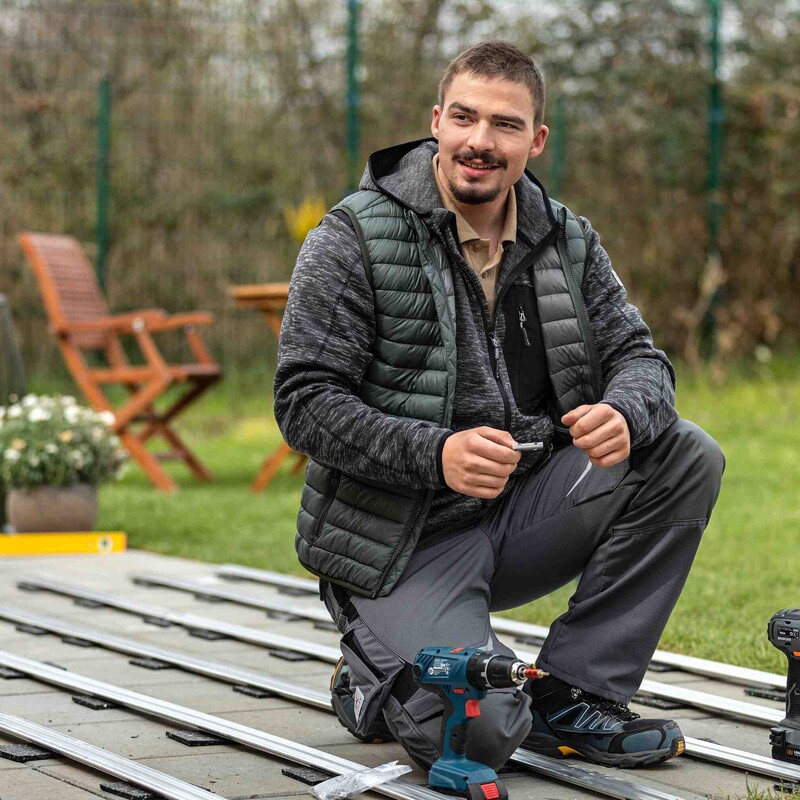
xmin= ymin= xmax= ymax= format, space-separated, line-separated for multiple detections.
xmin=438 ymin=40 xmax=546 ymax=128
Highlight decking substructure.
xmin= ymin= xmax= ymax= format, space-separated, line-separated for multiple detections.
xmin=0 ymin=552 xmax=795 ymax=800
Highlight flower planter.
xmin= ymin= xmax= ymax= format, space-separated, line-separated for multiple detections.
xmin=5 ymin=484 xmax=98 ymax=533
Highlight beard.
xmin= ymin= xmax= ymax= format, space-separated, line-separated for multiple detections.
xmin=447 ymin=149 xmax=508 ymax=205
xmin=448 ymin=180 xmax=503 ymax=205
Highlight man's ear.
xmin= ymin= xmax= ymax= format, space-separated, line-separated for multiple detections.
xmin=528 ymin=124 xmax=549 ymax=159
xmin=431 ymin=105 xmax=442 ymax=139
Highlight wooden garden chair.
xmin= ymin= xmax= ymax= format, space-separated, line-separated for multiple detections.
xmin=18 ymin=232 xmax=222 ymax=493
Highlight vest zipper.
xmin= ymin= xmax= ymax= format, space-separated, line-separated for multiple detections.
xmin=373 ymin=492 xmax=427 ymax=598
xmin=555 ymin=210 xmax=603 ymax=401
xmin=517 ymin=306 xmax=531 ymax=346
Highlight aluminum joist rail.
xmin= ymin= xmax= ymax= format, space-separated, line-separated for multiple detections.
xmin=0 ymin=713 xmax=223 ymax=800
xmin=16 ymin=576 xmax=340 ymax=662
xmin=3 ymin=606 xmax=797 ymax=794
xmin=3 ymin=593 xmax=786 ymax=736
xmin=0 ymin=650 xmax=684 ymax=800
xmin=509 ymin=645 xmax=781 ymax=729
xmin=0 ymin=604 xmax=332 ymax=710
xmin=216 ymin=564 xmax=785 ymax=691
xmin=125 ymin=572 xmax=784 ymax=728
xmin=131 ymin=572 xmax=333 ymax=623
xmin=0 ymin=651 xmax=450 ymax=800
xmin=0 ymin=605 xmax=702 ymax=799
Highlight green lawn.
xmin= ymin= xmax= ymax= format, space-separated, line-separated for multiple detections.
xmin=32 ymin=355 xmax=799 ymax=673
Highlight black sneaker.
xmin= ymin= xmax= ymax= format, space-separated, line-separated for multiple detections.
xmin=523 ymin=676 xmax=685 ymax=768
xmin=329 ymin=657 xmax=395 ymax=743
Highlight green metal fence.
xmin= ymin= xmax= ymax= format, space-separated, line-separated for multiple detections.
xmin=0 ymin=0 xmax=797 ymax=379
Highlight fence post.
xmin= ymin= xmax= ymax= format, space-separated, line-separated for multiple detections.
xmin=345 ymin=0 xmax=360 ymax=195
xmin=703 ymin=0 xmax=724 ymax=359
xmin=550 ymin=94 xmax=565 ymax=199
xmin=96 ymin=75 xmax=111 ymax=290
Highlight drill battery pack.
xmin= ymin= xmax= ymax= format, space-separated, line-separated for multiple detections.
xmin=770 ymin=726 xmax=800 ymax=765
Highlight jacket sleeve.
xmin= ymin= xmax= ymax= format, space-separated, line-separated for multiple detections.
xmin=273 ymin=212 xmax=450 ymax=488
xmin=579 ymin=215 xmax=678 ymax=449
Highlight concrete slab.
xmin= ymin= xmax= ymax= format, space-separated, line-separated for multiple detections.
xmin=0 ymin=764 xmax=117 ymax=800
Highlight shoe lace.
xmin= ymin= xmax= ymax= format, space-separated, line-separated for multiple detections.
xmin=572 ymin=688 xmax=640 ymax=722
xmin=595 ymin=697 xmax=640 ymax=722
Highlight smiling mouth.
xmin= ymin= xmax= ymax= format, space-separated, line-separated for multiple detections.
xmin=459 ymin=160 xmax=498 ymax=170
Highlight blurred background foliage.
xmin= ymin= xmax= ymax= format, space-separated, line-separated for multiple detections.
xmin=1 ymin=0 xmax=799 ymax=377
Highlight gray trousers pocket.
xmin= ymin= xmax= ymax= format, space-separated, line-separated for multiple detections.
xmin=339 ymin=618 xmax=404 ymax=738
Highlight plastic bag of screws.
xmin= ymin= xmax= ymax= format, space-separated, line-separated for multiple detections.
xmin=310 ymin=760 xmax=413 ymax=799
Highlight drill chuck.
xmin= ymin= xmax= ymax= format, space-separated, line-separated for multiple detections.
xmin=466 ymin=653 xmax=543 ymax=690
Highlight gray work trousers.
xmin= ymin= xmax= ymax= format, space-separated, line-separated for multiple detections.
xmin=323 ymin=418 xmax=725 ymax=770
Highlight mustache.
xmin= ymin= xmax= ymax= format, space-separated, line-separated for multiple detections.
xmin=454 ymin=150 xmax=507 ymax=168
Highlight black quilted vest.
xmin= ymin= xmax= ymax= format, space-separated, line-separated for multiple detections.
xmin=296 ymin=191 xmax=600 ymax=598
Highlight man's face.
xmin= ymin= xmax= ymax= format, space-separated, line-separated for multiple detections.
xmin=431 ymin=72 xmax=548 ymax=205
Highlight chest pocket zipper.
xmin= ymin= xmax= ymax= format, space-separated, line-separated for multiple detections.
xmin=518 ymin=305 xmax=531 ymax=347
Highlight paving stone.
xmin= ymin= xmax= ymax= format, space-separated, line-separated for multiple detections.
xmin=137 ymin=749 xmax=319 ymax=797
xmin=0 ymin=765 xmax=118 ymax=799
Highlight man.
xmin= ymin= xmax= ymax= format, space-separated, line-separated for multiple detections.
xmin=274 ymin=40 xmax=724 ymax=771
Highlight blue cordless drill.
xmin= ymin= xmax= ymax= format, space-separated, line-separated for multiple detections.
xmin=413 ymin=646 xmax=546 ymax=799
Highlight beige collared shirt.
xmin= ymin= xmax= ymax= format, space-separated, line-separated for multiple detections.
xmin=432 ymin=153 xmax=517 ymax=318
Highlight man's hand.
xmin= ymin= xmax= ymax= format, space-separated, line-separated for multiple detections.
xmin=562 ymin=403 xmax=630 ymax=467
xmin=442 ymin=427 xmax=520 ymax=498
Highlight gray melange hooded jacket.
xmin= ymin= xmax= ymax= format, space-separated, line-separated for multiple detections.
xmin=274 ymin=139 xmax=677 ymax=539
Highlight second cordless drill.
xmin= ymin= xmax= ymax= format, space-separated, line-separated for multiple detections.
xmin=768 ymin=609 xmax=800 ymax=764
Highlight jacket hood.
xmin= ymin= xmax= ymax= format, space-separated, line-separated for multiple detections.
xmin=360 ymin=137 xmax=558 ymax=243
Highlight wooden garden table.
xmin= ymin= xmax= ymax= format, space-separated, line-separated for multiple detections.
xmin=228 ymin=283 xmax=307 ymax=491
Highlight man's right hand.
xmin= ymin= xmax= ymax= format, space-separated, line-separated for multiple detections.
xmin=442 ymin=427 xmax=521 ymax=498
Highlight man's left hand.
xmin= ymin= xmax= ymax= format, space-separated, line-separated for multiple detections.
xmin=561 ymin=403 xmax=630 ymax=467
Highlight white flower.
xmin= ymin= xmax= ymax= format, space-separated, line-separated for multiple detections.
xmin=99 ymin=411 xmax=116 ymax=426
xmin=7 ymin=405 xmax=21 ymax=419
xmin=61 ymin=396 xmax=77 ymax=406
xmin=3 ymin=449 xmax=20 ymax=462
xmin=64 ymin=406 xmax=81 ymax=424
xmin=29 ymin=408 xmax=51 ymax=423
xmin=22 ymin=395 xmax=38 ymax=408
xmin=45 ymin=444 xmax=58 ymax=454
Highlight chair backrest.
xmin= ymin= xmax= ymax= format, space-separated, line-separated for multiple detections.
xmin=18 ymin=232 xmax=111 ymax=350
xmin=0 ymin=293 xmax=26 ymax=405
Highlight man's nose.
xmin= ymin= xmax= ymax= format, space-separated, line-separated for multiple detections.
xmin=466 ymin=121 xmax=496 ymax=152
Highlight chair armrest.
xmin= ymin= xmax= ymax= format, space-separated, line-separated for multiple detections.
xmin=146 ymin=311 xmax=215 ymax=332
xmin=57 ymin=309 xmax=167 ymax=335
